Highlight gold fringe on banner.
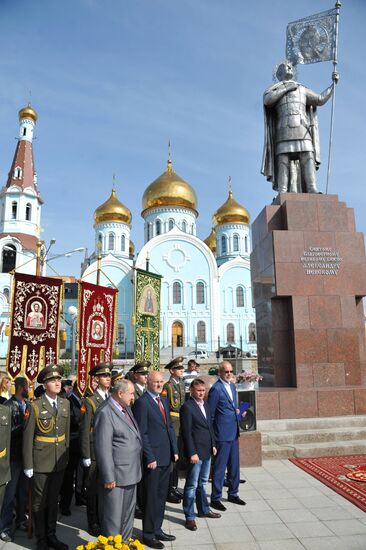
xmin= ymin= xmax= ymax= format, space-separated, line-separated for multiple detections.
xmin=39 ymin=346 xmax=45 ymax=370
xmin=21 ymin=345 xmax=28 ymax=374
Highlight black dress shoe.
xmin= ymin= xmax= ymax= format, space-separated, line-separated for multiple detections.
xmin=47 ymin=536 xmax=69 ymax=550
xmin=227 ymin=495 xmax=246 ymax=505
xmin=134 ymin=507 xmax=143 ymax=519
xmin=240 ymin=479 xmax=246 ymax=484
xmin=142 ymin=538 xmax=164 ymax=549
xmin=173 ymin=487 xmax=184 ymax=499
xmin=166 ymin=493 xmax=181 ymax=504
xmin=156 ymin=531 xmax=176 ymax=541
xmin=210 ymin=500 xmax=226 ymax=511
xmin=88 ymin=524 xmax=101 ymax=537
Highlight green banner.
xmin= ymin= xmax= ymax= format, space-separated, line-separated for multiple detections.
xmin=135 ymin=269 xmax=162 ymax=370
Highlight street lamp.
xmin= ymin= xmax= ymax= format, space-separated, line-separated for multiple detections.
xmin=68 ymin=305 xmax=78 ymax=375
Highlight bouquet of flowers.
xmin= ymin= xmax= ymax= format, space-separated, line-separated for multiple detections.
xmin=76 ymin=535 xmax=144 ymax=550
xmin=236 ymin=370 xmax=262 ymax=384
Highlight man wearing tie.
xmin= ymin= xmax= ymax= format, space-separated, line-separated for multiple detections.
xmin=180 ymin=378 xmax=220 ymax=531
xmin=133 ymin=371 xmax=178 ymax=550
xmin=22 ymin=365 xmax=70 ymax=550
xmin=93 ymin=379 xmax=142 ymax=540
xmin=207 ymin=361 xmax=245 ymax=511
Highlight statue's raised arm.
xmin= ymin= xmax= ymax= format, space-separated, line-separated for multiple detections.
xmin=261 ymin=60 xmax=337 ymax=194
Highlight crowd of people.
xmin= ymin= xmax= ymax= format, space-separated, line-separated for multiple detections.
xmin=0 ymin=357 xmax=245 ymax=550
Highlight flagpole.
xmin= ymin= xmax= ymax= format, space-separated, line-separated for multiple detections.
xmin=325 ymin=0 xmax=341 ymax=194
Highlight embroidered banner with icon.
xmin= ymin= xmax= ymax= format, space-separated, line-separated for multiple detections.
xmin=135 ymin=269 xmax=162 ymax=370
xmin=7 ymin=273 xmax=63 ymax=381
xmin=77 ymin=281 xmax=118 ymax=395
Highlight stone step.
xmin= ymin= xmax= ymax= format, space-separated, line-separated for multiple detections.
xmin=258 ymin=415 xmax=366 ymax=432
xmin=261 ymin=426 xmax=366 ymax=445
xmin=263 ymin=439 xmax=366 ymax=460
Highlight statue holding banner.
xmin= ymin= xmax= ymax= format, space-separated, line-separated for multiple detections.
xmin=261 ymin=60 xmax=338 ymax=193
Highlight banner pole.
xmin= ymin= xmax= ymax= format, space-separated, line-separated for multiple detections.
xmin=96 ymin=241 xmax=102 ymax=286
xmin=325 ymin=0 xmax=341 ymax=194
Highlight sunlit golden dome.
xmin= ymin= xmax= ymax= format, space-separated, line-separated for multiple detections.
xmin=18 ymin=103 xmax=38 ymax=122
xmin=204 ymin=228 xmax=217 ymax=254
xmin=142 ymin=159 xmax=197 ymax=215
xmin=212 ymin=191 xmax=250 ymax=228
xmin=129 ymin=239 xmax=135 ymax=256
xmin=94 ymin=188 xmax=132 ymax=225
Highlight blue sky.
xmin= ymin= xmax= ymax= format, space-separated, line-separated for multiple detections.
xmin=0 ymin=0 xmax=364 ymax=276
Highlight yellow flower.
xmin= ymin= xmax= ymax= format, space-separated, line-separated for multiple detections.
xmin=86 ymin=543 xmax=95 ymax=550
xmin=114 ymin=544 xmax=122 ymax=549
xmin=108 ymin=537 xmax=114 ymax=542
xmin=114 ymin=535 xmax=122 ymax=544
xmin=105 ymin=545 xmax=114 ymax=550
xmin=120 ymin=545 xmax=129 ymax=550
xmin=130 ymin=541 xmax=144 ymax=550
xmin=97 ymin=536 xmax=109 ymax=545
xmin=76 ymin=546 xmax=84 ymax=550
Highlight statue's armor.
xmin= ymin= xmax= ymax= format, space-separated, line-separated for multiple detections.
xmin=275 ymin=84 xmax=313 ymax=155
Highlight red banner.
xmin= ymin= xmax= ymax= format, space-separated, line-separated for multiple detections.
xmin=7 ymin=273 xmax=63 ymax=381
xmin=77 ymin=281 xmax=117 ymax=395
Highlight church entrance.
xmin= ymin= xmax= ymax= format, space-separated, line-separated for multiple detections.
xmin=172 ymin=321 xmax=184 ymax=347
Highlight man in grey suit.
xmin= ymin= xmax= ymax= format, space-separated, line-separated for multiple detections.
xmin=94 ymin=379 xmax=142 ymax=540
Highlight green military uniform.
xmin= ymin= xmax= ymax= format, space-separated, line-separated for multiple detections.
xmin=79 ymin=363 xmax=111 ymax=535
xmin=163 ymin=356 xmax=186 ymax=500
xmin=130 ymin=361 xmax=150 ymax=401
xmin=0 ymin=403 xmax=11 ymax=513
xmin=22 ymin=365 xmax=70 ymax=550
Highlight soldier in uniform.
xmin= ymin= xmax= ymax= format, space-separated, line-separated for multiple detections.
xmin=79 ymin=363 xmax=111 ymax=537
xmin=130 ymin=361 xmax=150 ymax=401
xmin=0 ymin=403 xmax=11 ymax=516
xmin=163 ymin=356 xmax=186 ymax=503
xmin=22 ymin=365 xmax=70 ymax=550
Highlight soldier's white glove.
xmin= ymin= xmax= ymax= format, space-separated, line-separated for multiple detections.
xmin=83 ymin=458 xmax=91 ymax=467
xmin=24 ymin=469 xmax=33 ymax=478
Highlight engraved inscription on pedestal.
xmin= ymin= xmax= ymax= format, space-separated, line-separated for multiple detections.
xmin=301 ymin=247 xmax=342 ymax=276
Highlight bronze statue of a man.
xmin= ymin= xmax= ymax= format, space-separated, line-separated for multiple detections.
xmin=261 ymin=60 xmax=338 ymax=193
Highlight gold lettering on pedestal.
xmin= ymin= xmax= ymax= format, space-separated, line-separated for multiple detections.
xmin=300 ymin=247 xmax=342 ymax=275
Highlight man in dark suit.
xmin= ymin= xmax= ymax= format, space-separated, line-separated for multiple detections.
xmin=180 ymin=378 xmax=220 ymax=531
xmin=94 ymin=379 xmax=142 ymax=540
xmin=207 ymin=361 xmax=245 ymax=511
xmin=133 ymin=370 xmax=178 ymax=550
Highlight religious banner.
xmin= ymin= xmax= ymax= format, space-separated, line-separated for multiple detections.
xmin=286 ymin=8 xmax=337 ymax=65
xmin=7 ymin=273 xmax=63 ymax=381
xmin=77 ymin=281 xmax=118 ymax=395
xmin=134 ymin=268 xmax=162 ymax=370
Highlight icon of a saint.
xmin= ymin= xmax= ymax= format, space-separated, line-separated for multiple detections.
xmin=25 ymin=301 xmax=45 ymax=329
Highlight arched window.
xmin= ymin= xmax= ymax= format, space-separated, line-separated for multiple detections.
xmin=2 ymin=245 xmax=16 ymax=273
xmin=221 ymin=235 xmax=227 ymax=255
xmin=147 ymin=224 xmax=151 ymax=241
xmin=14 ymin=167 xmax=22 ymax=179
xmin=248 ymin=322 xmax=256 ymax=342
xmin=23 ymin=128 xmax=27 ymax=137
xmin=197 ymin=321 xmax=206 ymax=343
xmin=3 ymin=287 xmax=10 ymax=302
xmin=236 ymin=286 xmax=244 ymax=307
xmin=118 ymin=323 xmax=125 ymax=344
xmin=196 ymin=282 xmax=205 ymax=304
xmin=156 ymin=220 xmax=161 ymax=236
xmin=245 ymin=235 xmax=248 ymax=253
xmin=182 ymin=220 xmax=187 ymax=233
xmin=121 ymin=234 xmax=126 ymax=251
xmin=168 ymin=219 xmax=174 ymax=230
xmin=226 ymin=323 xmax=235 ymax=343
xmin=11 ymin=202 xmax=17 ymax=220
xmin=108 ymin=233 xmax=115 ymax=251
xmin=233 ymin=234 xmax=239 ymax=252
xmin=173 ymin=282 xmax=182 ymax=304
xmin=25 ymin=203 xmax=32 ymax=221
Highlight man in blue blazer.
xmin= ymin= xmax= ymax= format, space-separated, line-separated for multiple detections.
xmin=133 ymin=370 xmax=179 ymax=550
xmin=207 ymin=361 xmax=245 ymax=511
xmin=180 ymin=378 xmax=220 ymax=531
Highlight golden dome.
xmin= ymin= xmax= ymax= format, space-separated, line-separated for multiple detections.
xmin=129 ymin=239 xmax=135 ymax=256
xmin=142 ymin=159 xmax=197 ymax=215
xmin=212 ymin=191 xmax=250 ymax=228
xmin=19 ymin=103 xmax=38 ymax=123
xmin=204 ymin=228 xmax=216 ymax=254
xmin=94 ymin=188 xmax=132 ymax=225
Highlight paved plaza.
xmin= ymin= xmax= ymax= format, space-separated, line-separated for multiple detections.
xmin=1 ymin=459 xmax=366 ymax=550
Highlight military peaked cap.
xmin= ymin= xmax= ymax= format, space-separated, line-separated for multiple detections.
xmin=37 ymin=364 xmax=64 ymax=384
xmin=130 ymin=361 xmax=151 ymax=374
xmin=165 ymin=356 xmax=184 ymax=370
xmin=89 ymin=363 xmax=112 ymax=377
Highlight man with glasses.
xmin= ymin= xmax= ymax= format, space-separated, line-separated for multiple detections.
xmin=207 ymin=361 xmax=245 ymax=511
